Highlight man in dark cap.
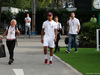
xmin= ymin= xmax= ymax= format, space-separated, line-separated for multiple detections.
xmin=41 ymin=12 xmax=57 ymax=65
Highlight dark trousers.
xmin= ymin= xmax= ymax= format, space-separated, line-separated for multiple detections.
xmin=6 ymin=40 xmax=16 ymax=60
xmin=55 ymin=34 xmax=60 ymax=52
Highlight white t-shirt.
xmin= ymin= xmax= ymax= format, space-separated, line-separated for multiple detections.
xmin=56 ymin=22 xmax=62 ymax=34
xmin=25 ymin=17 xmax=31 ymax=27
xmin=69 ymin=18 xmax=80 ymax=34
xmin=42 ymin=20 xmax=57 ymax=39
xmin=6 ymin=26 xmax=18 ymax=39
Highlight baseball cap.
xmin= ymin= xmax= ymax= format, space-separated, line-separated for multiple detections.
xmin=48 ymin=12 xmax=53 ymax=16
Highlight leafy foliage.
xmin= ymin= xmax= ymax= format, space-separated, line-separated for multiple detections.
xmin=79 ymin=22 xmax=100 ymax=48
xmin=1 ymin=11 xmax=13 ymax=24
xmin=37 ymin=0 xmax=52 ymax=8
xmin=2 ymin=0 xmax=32 ymax=9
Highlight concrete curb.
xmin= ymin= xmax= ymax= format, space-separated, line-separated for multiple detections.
xmin=53 ymin=54 xmax=83 ymax=75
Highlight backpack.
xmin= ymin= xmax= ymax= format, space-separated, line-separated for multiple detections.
xmin=7 ymin=25 xmax=18 ymax=36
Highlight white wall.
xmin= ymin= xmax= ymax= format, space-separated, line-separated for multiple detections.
xmin=1 ymin=7 xmax=28 ymax=14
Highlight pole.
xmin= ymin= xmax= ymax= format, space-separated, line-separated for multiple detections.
xmin=31 ymin=0 xmax=36 ymax=35
xmin=0 ymin=0 xmax=2 ymax=24
xmin=52 ymin=0 xmax=54 ymax=8
xmin=97 ymin=29 xmax=99 ymax=51
xmin=98 ymin=12 xmax=100 ymax=25
xmin=57 ymin=0 xmax=59 ymax=9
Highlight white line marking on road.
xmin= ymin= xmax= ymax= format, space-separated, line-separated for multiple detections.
xmin=13 ymin=69 xmax=24 ymax=75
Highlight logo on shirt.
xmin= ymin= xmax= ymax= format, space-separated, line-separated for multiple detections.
xmin=51 ymin=25 xmax=54 ymax=28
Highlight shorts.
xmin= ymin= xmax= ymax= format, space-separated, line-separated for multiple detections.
xmin=43 ymin=37 xmax=55 ymax=48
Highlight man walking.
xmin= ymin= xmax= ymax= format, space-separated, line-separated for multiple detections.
xmin=25 ymin=13 xmax=31 ymax=38
xmin=41 ymin=12 xmax=57 ymax=65
xmin=66 ymin=12 xmax=80 ymax=53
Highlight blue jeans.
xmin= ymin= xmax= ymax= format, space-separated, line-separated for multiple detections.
xmin=68 ymin=34 xmax=78 ymax=51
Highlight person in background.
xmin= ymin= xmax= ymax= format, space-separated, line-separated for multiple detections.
xmin=41 ymin=12 xmax=57 ymax=65
xmin=66 ymin=12 xmax=80 ymax=53
xmin=54 ymin=16 xmax=62 ymax=53
xmin=65 ymin=16 xmax=73 ymax=51
xmin=0 ymin=19 xmax=20 ymax=65
xmin=90 ymin=15 xmax=97 ymax=23
xmin=25 ymin=13 xmax=31 ymax=39
xmin=66 ymin=16 xmax=72 ymax=35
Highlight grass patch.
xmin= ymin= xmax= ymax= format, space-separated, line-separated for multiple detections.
xmin=54 ymin=48 xmax=100 ymax=75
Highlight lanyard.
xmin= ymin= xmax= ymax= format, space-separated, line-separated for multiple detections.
xmin=10 ymin=26 xmax=15 ymax=38
xmin=71 ymin=19 xmax=75 ymax=26
xmin=55 ymin=22 xmax=59 ymax=29
xmin=49 ymin=22 xmax=53 ymax=28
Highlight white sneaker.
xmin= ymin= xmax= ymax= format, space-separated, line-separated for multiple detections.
xmin=65 ymin=50 xmax=70 ymax=53
xmin=75 ymin=51 xmax=78 ymax=53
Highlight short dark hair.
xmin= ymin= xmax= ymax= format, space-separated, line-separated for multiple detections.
xmin=71 ymin=12 xmax=75 ymax=14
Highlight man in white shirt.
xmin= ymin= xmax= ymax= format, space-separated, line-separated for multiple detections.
xmin=25 ymin=13 xmax=31 ymax=38
xmin=66 ymin=12 xmax=80 ymax=53
xmin=41 ymin=12 xmax=57 ymax=65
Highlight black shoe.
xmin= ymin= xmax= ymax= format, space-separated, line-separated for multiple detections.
xmin=65 ymin=50 xmax=70 ymax=53
xmin=54 ymin=51 xmax=56 ymax=53
xmin=54 ymin=48 xmax=57 ymax=53
xmin=8 ymin=59 xmax=14 ymax=65
xmin=12 ymin=58 xmax=14 ymax=63
xmin=8 ymin=61 xmax=13 ymax=65
xmin=58 ymin=47 xmax=60 ymax=52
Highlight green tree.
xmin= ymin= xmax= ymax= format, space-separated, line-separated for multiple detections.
xmin=2 ymin=0 xmax=32 ymax=10
xmin=37 ymin=0 xmax=67 ymax=8
xmin=37 ymin=0 xmax=52 ymax=8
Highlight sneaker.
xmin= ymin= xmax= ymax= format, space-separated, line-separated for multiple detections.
xmin=75 ymin=50 xmax=78 ymax=53
xmin=44 ymin=59 xmax=48 ymax=64
xmin=49 ymin=61 xmax=53 ymax=65
xmin=58 ymin=47 xmax=60 ymax=52
xmin=12 ymin=58 xmax=14 ymax=63
xmin=65 ymin=50 xmax=70 ymax=53
xmin=8 ymin=59 xmax=13 ymax=65
xmin=8 ymin=61 xmax=12 ymax=65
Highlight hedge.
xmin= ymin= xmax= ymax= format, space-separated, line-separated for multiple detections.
xmin=79 ymin=22 xmax=100 ymax=48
